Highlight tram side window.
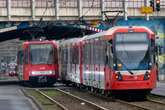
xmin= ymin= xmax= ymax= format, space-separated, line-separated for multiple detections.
xmin=61 ymin=48 xmax=64 ymax=64
xmin=63 ymin=48 xmax=67 ymax=64
xmin=90 ymin=43 xmax=94 ymax=65
xmin=94 ymin=42 xmax=100 ymax=65
xmin=54 ymin=48 xmax=58 ymax=64
xmin=99 ymin=41 xmax=105 ymax=65
xmin=87 ymin=43 xmax=91 ymax=65
xmin=62 ymin=48 xmax=66 ymax=64
xmin=60 ymin=48 xmax=62 ymax=64
xmin=107 ymin=45 xmax=113 ymax=68
xmin=96 ymin=41 xmax=101 ymax=65
xmin=72 ymin=47 xmax=77 ymax=64
xmin=70 ymin=47 xmax=74 ymax=64
xmin=74 ymin=46 xmax=79 ymax=64
xmin=60 ymin=48 xmax=64 ymax=64
xmin=151 ymin=39 xmax=156 ymax=64
xmin=18 ymin=51 xmax=23 ymax=65
xmin=93 ymin=43 xmax=96 ymax=65
xmin=24 ymin=49 xmax=28 ymax=64
xmin=83 ymin=44 xmax=87 ymax=64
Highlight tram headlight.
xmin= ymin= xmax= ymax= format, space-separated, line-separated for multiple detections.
xmin=47 ymin=70 xmax=55 ymax=75
xmin=117 ymin=64 xmax=122 ymax=70
xmin=144 ymin=71 xmax=150 ymax=80
xmin=115 ymin=72 xmax=123 ymax=81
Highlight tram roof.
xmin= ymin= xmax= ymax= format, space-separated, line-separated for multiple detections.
xmin=83 ymin=26 xmax=154 ymax=40
xmin=59 ymin=38 xmax=82 ymax=46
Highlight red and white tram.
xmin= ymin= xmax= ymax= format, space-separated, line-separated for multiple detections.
xmin=60 ymin=26 xmax=157 ymax=96
xmin=17 ymin=40 xmax=59 ymax=86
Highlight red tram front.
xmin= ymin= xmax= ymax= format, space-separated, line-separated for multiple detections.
xmin=17 ymin=40 xmax=59 ymax=86
xmin=60 ymin=26 xmax=157 ymax=96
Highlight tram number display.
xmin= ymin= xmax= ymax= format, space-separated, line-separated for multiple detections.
xmin=30 ymin=44 xmax=52 ymax=49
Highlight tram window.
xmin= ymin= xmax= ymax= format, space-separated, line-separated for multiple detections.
xmin=54 ymin=48 xmax=58 ymax=64
xmin=66 ymin=48 xmax=68 ymax=64
xmin=59 ymin=48 xmax=63 ymax=64
xmin=90 ymin=43 xmax=94 ymax=65
xmin=151 ymin=40 xmax=156 ymax=64
xmin=97 ymin=41 xmax=101 ymax=65
xmin=72 ymin=47 xmax=76 ymax=64
xmin=108 ymin=45 xmax=113 ymax=68
xmin=99 ymin=41 xmax=105 ymax=65
xmin=63 ymin=48 xmax=68 ymax=64
xmin=87 ymin=43 xmax=91 ymax=65
xmin=95 ymin=42 xmax=100 ymax=64
xmin=74 ymin=47 xmax=78 ymax=64
xmin=72 ymin=47 xmax=75 ymax=64
xmin=62 ymin=48 xmax=65 ymax=64
xmin=93 ymin=43 xmax=96 ymax=64
xmin=83 ymin=43 xmax=91 ymax=65
xmin=61 ymin=48 xmax=64 ymax=64
xmin=24 ymin=49 xmax=28 ymax=64
xmin=61 ymin=48 xmax=63 ymax=64
xmin=70 ymin=47 xmax=72 ymax=64
xmin=75 ymin=47 xmax=79 ymax=64
xmin=83 ymin=44 xmax=87 ymax=64
xmin=18 ymin=51 xmax=23 ymax=65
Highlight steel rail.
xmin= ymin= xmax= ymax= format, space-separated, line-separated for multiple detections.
xmin=54 ymin=88 xmax=109 ymax=110
xmin=147 ymin=98 xmax=165 ymax=106
xmin=116 ymin=99 xmax=150 ymax=110
xmin=35 ymin=89 xmax=69 ymax=110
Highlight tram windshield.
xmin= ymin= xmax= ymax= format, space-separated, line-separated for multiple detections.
xmin=114 ymin=33 xmax=151 ymax=70
xmin=30 ymin=44 xmax=54 ymax=64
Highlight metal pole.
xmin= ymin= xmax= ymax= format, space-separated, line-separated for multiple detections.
xmin=145 ymin=0 xmax=150 ymax=20
xmin=78 ymin=0 xmax=82 ymax=18
xmin=101 ymin=0 xmax=105 ymax=21
xmin=123 ymin=0 xmax=128 ymax=21
xmin=55 ymin=0 xmax=59 ymax=20
xmin=7 ymin=0 xmax=11 ymax=20
xmin=31 ymin=0 xmax=35 ymax=20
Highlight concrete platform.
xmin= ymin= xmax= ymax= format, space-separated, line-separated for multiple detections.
xmin=0 ymin=85 xmax=38 ymax=110
xmin=151 ymin=81 xmax=165 ymax=97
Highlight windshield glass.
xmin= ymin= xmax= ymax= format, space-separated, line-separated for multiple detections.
xmin=114 ymin=33 xmax=150 ymax=70
xmin=30 ymin=44 xmax=54 ymax=64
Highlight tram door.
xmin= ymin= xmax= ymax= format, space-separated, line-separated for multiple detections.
xmin=93 ymin=41 xmax=100 ymax=88
xmin=98 ymin=41 xmax=105 ymax=89
xmin=74 ymin=45 xmax=80 ymax=84
xmin=90 ymin=41 xmax=95 ymax=87
xmin=83 ymin=43 xmax=90 ymax=86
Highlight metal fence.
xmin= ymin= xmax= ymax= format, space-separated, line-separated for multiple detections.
xmin=0 ymin=0 xmax=164 ymax=9
xmin=35 ymin=0 xmax=55 ymax=8
xmin=11 ymin=0 xmax=31 ymax=8
xmin=0 ymin=0 xmax=6 ymax=8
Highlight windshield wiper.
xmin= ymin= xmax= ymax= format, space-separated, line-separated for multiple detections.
xmin=115 ymin=56 xmax=134 ymax=75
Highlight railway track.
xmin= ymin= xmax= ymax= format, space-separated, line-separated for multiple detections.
xmin=116 ymin=98 xmax=165 ymax=110
xmin=36 ymin=88 xmax=109 ymax=110
xmin=147 ymin=98 xmax=165 ymax=105
xmin=58 ymin=86 xmax=165 ymax=110
xmin=23 ymin=86 xmax=165 ymax=110
xmin=35 ymin=89 xmax=68 ymax=110
xmin=116 ymin=99 xmax=150 ymax=110
xmin=55 ymin=87 xmax=152 ymax=110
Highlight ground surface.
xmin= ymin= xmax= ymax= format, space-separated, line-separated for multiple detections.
xmin=151 ymin=81 xmax=165 ymax=96
xmin=0 ymin=85 xmax=37 ymax=110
